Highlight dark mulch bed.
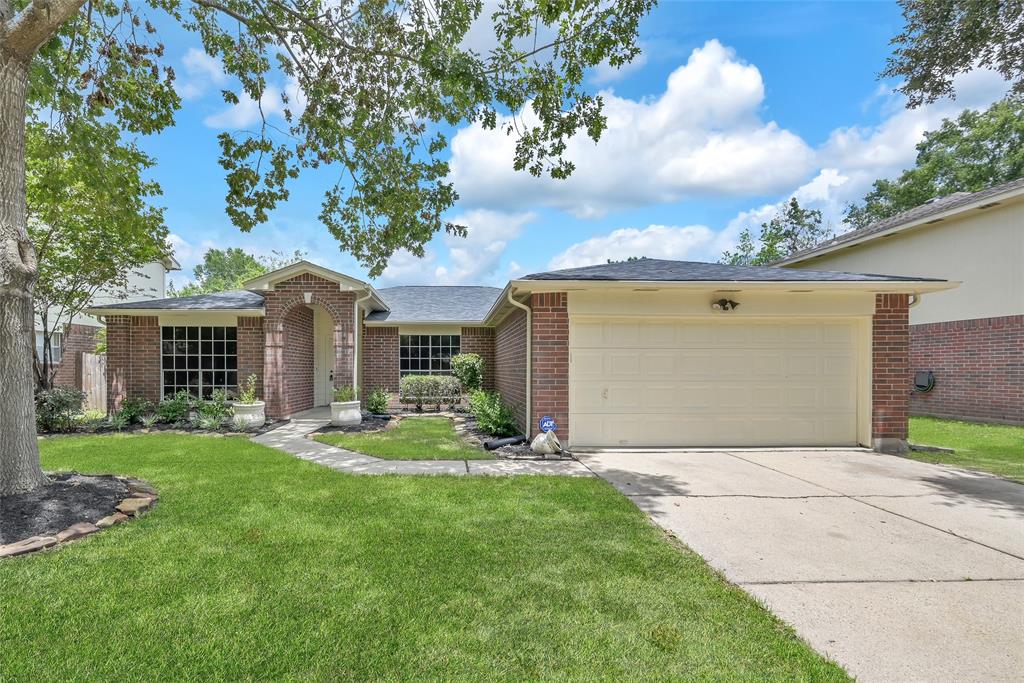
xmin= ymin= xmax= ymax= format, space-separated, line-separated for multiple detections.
xmin=314 ymin=415 xmax=392 ymax=435
xmin=0 ymin=473 xmax=128 ymax=544
xmin=39 ymin=418 xmax=288 ymax=439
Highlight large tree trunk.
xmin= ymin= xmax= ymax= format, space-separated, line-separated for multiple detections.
xmin=0 ymin=50 xmax=47 ymax=495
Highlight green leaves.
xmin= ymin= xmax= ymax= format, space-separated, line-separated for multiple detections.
xmin=170 ymin=247 xmax=305 ymax=296
xmin=720 ymin=198 xmax=830 ymax=266
xmin=844 ymin=97 xmax=1024 ymax=229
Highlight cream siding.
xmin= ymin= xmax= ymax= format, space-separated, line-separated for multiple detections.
xmin=785 ymin=200 xmax=1024 ymax=325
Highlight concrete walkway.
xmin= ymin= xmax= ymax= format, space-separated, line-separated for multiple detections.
xmin=252 ymin=409 xmax=593 ymax=477
xmin=579 ymin=448 xmax=1024 ymax=682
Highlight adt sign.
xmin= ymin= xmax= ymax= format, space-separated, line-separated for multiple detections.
xmin=538 ymin=416 xmax=558 ymax=433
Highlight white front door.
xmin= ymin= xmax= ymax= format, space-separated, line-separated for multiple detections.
xmin=569 ymin=317 xmax=864 ymax=448
xmin=313 ymin=307 xmax=334 ymax=406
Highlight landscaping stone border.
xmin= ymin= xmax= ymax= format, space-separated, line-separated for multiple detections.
xmin=0 ymin=477 xmax=159 ymax=560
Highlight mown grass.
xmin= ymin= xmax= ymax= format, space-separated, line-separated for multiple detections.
xmin=0 ymin=434 xmax=847 ymax=681
xmin=908 ymin=416 xmax=1024 ymax=482
xmin=314 ymin=416 xmax=493 ymax=460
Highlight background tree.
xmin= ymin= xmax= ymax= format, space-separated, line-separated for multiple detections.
xmin=721 ymin=198 xmax=831 ymax=266
xmin=883 ymin=0 xmax=1023 ymax=107
xmin=844 ymin=97 xmax=1024 ymax=229
xmin=0 ymin=0 xmax=651 ymax=494
xmin=169 ymin=247 xmax=305 ymax=296
xmin=28 ymin=119 xmax=169 ymax=390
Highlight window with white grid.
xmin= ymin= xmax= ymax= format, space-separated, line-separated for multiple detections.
xmin=399 ymin=334 xmax=460 ymax=377
xmin=161 ymin=326 xmax=238 ymax=398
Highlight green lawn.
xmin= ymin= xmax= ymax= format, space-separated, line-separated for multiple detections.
xmin=0 ymin=434 xmax=847 ymax=681
xmin=908 ymin=417 xmax=1024 ymax=482
xmin=314 ymin=416 xmax=494 ymax=460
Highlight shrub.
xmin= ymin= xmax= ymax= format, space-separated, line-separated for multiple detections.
xmin=140 ymin=413 xmax=158 ymax=429
xmin=366 ymin=387 xmax=390 ymax=414
xmin=119 ymin=397 xmax=154 ymax=424
xmin=238 ymin=374 xmax=259 ymax=404
xmin=196 ymin=414 xmax=224 ymax=431
xmin=468 ymin=390 xmax=519 ymax=437
xmin=35 ymin=387 xmax=85 ymax=433
xmin=333 ymin=385 xmax=357 ymax=402
xmin=399 ymin=375 xmax=462 ymax=410
xmin=156 ymin=390 xmax=192 ymax=424
xmin=107 ymin=412 xmax=130 ymax=431
xmin=197 ymin=389 xmax=232 ymax=422
xmin=450 ymin=353 xmax=484 ymax=392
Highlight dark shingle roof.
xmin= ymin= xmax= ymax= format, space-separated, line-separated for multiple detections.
xmin=521 ymin=258 xmax=944 ymax=283
xmin=93 ymin=290 xmax=266 ymax=311
xmin=367 ymin=286 xmax=503 ymax=323
xmin=782 ymin=176 xmax=1024 ymax=263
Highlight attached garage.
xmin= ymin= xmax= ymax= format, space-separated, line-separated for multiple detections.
xmin=570 ymin=316 xmax=868 ymax=448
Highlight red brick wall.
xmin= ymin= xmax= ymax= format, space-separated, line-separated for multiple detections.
xmin=460 ymin=326 xmax=495 ymax=391
xmin=262 ymin=274 xmax=356 ymax=418
xmin=282 ymin=305 xmax=314 ymax=415
xmin=494 ymin=309 xmax=527 ymax=432
xmin=362 ymin=326 xmax=399 ymax=395
xmin=237 ymin=316 xmax=264 ymax=402
xmin=530 ymin=293 xmax=569 ymax=443
xmin=872 ymin=294 xmax=910 ymax=450
xmin=909 ymin=315 xmax=1023 ymax=425
xmin=106 ymin=315 xmax=161 ymax=412
xmin=50 ymin=323 xmax=100 ymax=389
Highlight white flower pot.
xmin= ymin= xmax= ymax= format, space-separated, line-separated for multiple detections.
xmin=330 ymin=400 xmax=361 ymax=427
xmin=232 ymin=401 xmax=265 ymax=429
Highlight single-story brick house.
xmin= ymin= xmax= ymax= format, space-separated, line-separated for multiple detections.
xmin=88 ymin=258 xmax=954 ymax=452
xmin=778 ymin=177 xmax=1023 ymax=425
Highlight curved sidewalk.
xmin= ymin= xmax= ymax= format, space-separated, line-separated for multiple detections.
xmin=252 ymin=411 xmax=592 ymax=477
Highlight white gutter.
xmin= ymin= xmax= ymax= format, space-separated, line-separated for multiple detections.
xmin=353 ymin=290 xmax=373 ymax=391
xmin=506 ymin=288 xmax=531 ymax=437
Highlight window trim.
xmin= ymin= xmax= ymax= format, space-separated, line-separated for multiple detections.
xmin=398 ymin=333 xmax=461 ymax=377
xmin=160 ymin=325 xmax=239 ymax=399
xmin=35 ymin=331 xmax=63 ymax=365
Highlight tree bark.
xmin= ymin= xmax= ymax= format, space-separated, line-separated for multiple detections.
xmin=0 ymin=49 xmax=48 ymax=495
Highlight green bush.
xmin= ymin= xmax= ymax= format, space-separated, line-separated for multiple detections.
xmin=450 ymin=353 xmax=484 ymax=392
xmin=107 ymin=412 xmax=130 ymax=431
xmin=35 ymin=387 xmax=85 ymax=433
xmin=468 ymin=390 xmax=519 ymax=437
xmin=366 ymin=388 xmax=390 ymax=414
xmin=399 ymin=375 xmax=461 ymax=410
xmin=118 ymin=397 xmax=154 ymax=424
xmin=333 ymin=385 xmax=357 ymax=402
xmin=238 ymin=374 xmax=259 ymax=404
xmin=196 ymin=389 xmax=232 ymax=425
xmin=156 ymin=390 xmax=192 ymax=424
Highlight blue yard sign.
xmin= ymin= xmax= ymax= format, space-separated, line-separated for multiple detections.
xmin=538 ymin=416 xmax=557 ymax=433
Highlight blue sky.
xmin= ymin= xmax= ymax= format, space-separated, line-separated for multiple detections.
xmin=150 ymin=1 xmax=1009 ymax=290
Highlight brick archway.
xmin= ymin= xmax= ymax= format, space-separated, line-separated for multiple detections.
xmin=261 ymin=274 xmax=356 ymax=418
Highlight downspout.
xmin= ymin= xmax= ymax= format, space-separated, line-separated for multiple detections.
xmin=506 ymin=289 xmax=531 ymax=437
xmin=353 ymin=291 xmax=372 ymax=392
xmin=908 ymin=293 xmax=920 ymax=308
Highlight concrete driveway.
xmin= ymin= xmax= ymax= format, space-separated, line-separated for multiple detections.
xmin=578 ymin=449 xmax=1024 ymax=682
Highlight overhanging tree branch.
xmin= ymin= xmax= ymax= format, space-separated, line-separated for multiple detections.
xmin=2 ymin=0 xmax=87 ymax=60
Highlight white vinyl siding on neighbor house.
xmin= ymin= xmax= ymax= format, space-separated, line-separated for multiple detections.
xmin=399 ymin=334 xmax=460 ymax=376
xmin=35 ymin=331 xmax=63 ymax=364
xmin=569 ymin=317 xmax=865 ymax=449
xmin=161 ymin=325 xmax=238 ymax=398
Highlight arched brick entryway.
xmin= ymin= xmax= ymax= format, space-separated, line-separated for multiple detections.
xmin=262 ymin=274 xmax=356 ymax=418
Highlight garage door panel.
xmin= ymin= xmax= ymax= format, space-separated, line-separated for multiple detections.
xmin=570 ymin=317 xmax=862 ymax=448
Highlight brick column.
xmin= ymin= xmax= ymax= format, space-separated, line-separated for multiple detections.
xmin=106 ymin=316 xmax=131 ymax=413
xmin=872 ymin=293 xmax=910 ymax=453
xmin=237 ymin=316 xmax=265 ymax=401
xmin=530 ymin=292 xmax=569 ymax=443
xmin=362 ymin=326 xmax=399 ymax=395
xmin=460 ymin=326 xmax=495 ymax=390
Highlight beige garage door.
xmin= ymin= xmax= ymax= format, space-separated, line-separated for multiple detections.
xmin=570 ymin=317 xmax=862 ymax=448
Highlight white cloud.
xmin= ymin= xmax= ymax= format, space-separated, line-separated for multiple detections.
xmin=377 ymin=248 xmax=441 ymax=285
xmin=204 ymin=76 xmax=305 ymax=129
xmin=442 ymin=209 xmax=536 ymax=284
xmin=448 ymin=40 xmax=815 ymax=218
xmin=590 ymin=51 xmax=649 ymax=84
xmin=176 ymin=48 xmax=227 ymax=101
xmin=546 ymin=224 xmax=725 ymax=271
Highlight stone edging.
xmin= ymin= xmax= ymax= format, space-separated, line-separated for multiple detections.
xmin=0 ymin=477 xmax=159 ymax=560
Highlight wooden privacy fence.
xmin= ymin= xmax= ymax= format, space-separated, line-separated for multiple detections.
xmin=81 ymin=353 xmax=106 ymax=413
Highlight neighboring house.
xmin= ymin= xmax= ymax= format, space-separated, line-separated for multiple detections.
xmin=39 ymin=257 xmax=181 ymax=388
xmin=777 ymin=178 xmax=1024 ymax=425
xmin=87 ymin=258 xmax=953 ymax=452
